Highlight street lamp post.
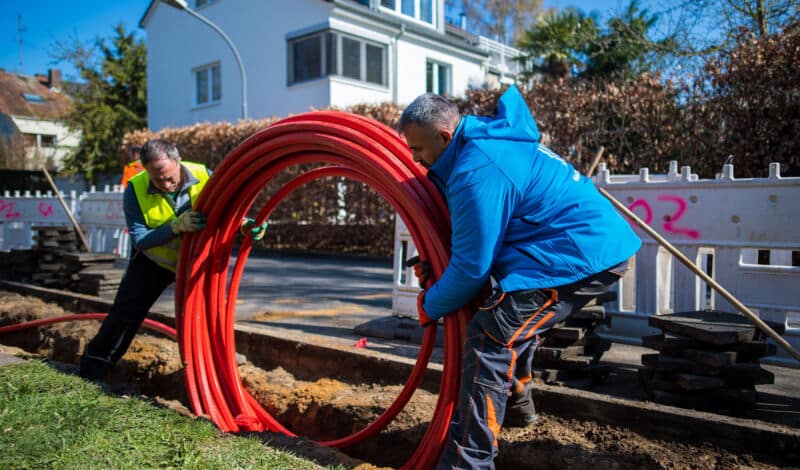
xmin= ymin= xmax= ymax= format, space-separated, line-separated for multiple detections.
xmin=161 ymin=0 xmax=248 ymax=120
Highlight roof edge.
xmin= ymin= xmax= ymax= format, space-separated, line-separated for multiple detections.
xmin=330 ymin=0 xmax=488 ymax=58
xmin=139 ymin=0 xmax=159 ymax=29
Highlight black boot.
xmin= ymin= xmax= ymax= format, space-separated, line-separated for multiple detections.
xmin=79 ymin=354 xmax=113 ymax=381
xmin=504 ymin=380 xmax=537 ymax=427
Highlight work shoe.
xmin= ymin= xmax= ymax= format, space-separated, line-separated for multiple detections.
xmin=79 ymin=354 xmax=112 ymax=382
xmin=504 ymin=381 xmax=537 ymax=427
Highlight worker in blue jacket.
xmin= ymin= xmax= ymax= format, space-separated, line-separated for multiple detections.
xmin=400 ymin=85 xmax=641 ymax=469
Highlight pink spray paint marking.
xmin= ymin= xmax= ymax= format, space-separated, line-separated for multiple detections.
xmin=105 ymin=200 xmax=124 ymax=221
xmin=0 ymin=200 xmax=21 ymax=220
xmin=658 ymin=194 xmax=701 ymax=239
xmin=626 ymin=195 xmax=701 ymax=239
xmin=627 ymin=199 xmax=653 ymax=225
xmin=38 ymin=202 xmax=54 ymax=217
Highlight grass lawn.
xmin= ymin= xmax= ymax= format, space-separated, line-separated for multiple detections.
xmin=0 ymin=360 xmax=343 ymax=469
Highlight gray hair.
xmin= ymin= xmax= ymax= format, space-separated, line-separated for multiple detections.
xmin=139 ymin=139 xmax=180 ymax=165
xmin=398 ymin=93 xmax=460 ymax=133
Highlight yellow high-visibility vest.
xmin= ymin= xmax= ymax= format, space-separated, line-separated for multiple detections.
xmin=129 ymin=161 xmax=209 ymax=271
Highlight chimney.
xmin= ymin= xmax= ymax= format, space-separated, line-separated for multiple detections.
xmin=459 ymin=12 xmax=467 ymax=30
xmin=48 ymin=69 xmax=62 ymax=89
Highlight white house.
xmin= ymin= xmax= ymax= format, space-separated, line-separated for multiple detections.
xmin=0 ymin=69 xmax=80 ymax=170
xmin=139 ymin=0 xmax=523 ymax=130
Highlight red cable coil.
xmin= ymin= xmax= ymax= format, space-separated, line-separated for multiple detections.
xmin=176 ymin=111 xmax=474 ymax=468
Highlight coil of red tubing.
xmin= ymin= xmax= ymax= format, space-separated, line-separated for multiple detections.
xmin=176 ymin=111 xmax=476 ymax=468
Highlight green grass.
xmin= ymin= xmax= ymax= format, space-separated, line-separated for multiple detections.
xmin=0 ymin=360 xmax=340 ymax=469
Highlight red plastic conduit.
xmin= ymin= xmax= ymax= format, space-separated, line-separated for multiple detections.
xmin=175 ymin=111 xmax=478 ymax=468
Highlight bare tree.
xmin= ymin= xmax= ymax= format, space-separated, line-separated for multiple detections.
xmin=659 ymin=0 xmax=797 ymax=51
xmin=459 ymin=0 xmax=544 ymax=43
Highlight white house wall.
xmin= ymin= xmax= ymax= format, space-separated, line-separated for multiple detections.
xmin=328 ymin=7 xmax=487 ymax=105
xmin=323 ymin=15 xmax=393 ymax=106
xmin=145 ymin=0 xmax=334 ymax=130
xmin=11 ymin=116 xmax=80 ymax=170
xmin=144 ymin=0 xmax=488 ymax=129
xmin=395 ymin=36 xmax=484 ymax=105
xmin=329 ymin=76 xmax=391 ymax=107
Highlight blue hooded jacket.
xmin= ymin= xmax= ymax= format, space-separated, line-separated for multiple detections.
xmin=422 ymin=85 xmax=641 ymax=319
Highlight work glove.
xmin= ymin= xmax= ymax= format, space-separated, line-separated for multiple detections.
xmin=171 ymin=210 xmax=206 ymax=234
xmin=405 ymin=255 xmax=432 ymax=288
xmin=240 ymin=217 xmax=268 ymax=241
xmin=417 ymin=290 xmax=435 ymax=327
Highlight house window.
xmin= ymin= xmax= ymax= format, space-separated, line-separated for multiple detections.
xmin=291 ymin=35 xmax=323 ymax=82
xmin=325 ymin=33 xmax=337 ymax=75
xmin=23 ymin=93 xmax=46 ymax=103
xmin=23 ymin=133 xmax=37 ymax=147
xmin=288 ymin=31 xmax=387 ymax=86
xmin=342 ymin=37 xmax=361 ymax=80
xmin=420 ymin=0 xmax=433 ymax=23
xmin=426 ymin=60 xmax=451 ymax=95
xmin=401 ymin=0 xmax=414 ymax=16
xmin=381 ymin=0 xmax=435 ymax=24
xmin=22 ymin=133 xmax=56 ymax=148
xmin=40 ymin=135 xmax=56 ymax=148
xmin=194 ymin=63 xmax=221 ymax=105
xmin=365 ymin=44 xmax=384 ymax=84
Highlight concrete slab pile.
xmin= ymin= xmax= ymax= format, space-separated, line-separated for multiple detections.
xmin=640 ymin=310 xmax=782 ymax=409
xmin=534 ymin=298 xmax=614 ymax=385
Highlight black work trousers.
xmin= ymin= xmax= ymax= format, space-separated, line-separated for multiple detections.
xmin=438 ymin=261 xmax=627 ymax=469
xmin=79 ymin=250 xmax=175 ymax=380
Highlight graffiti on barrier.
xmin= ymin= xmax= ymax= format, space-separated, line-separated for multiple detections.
xmin=626 ymin=194 xmax=701 ymax=239
xmin=0 ymin=200 xmax=21 ymax=220
xmin=105 ymin=200 xmax=124 ymax=221
xmin=38 ymin=202 xmax=54 ymax=217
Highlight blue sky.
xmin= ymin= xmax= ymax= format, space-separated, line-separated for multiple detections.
xmin=0 ymin=0 xmax=639 ymax=82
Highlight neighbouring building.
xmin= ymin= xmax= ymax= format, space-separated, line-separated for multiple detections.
xmin=139 ymin=0 xmax=524 ymax=130
xmin=0 ymin=68 xmax=80 ymax=170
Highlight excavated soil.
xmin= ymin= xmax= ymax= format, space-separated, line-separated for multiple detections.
xmin=0 ymin=290 xmax=795 ymax=469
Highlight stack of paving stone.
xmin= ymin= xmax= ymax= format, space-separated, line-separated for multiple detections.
xmin=31 ymin=225 xmax=81 ymax=288
xmin=533 ymin=296 xmax=614 ymax=386
xmin=0 ymin=249 xmax=37 ymax=283
xmin=639 ymin=310 xmax=780 ymax=409
xmin=0 ymin=251 xmax=8 ymax=279
xmin=65 ymin=252 xmax=124 ymax=299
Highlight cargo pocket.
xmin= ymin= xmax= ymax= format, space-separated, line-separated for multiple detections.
xmin=476 ymin=288 xmax=551 ymax=347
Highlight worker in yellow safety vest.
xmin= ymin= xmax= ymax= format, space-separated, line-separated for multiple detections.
xmin=79 ymin=139 xmax=266 ymax=380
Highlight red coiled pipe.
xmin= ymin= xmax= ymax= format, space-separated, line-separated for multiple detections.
xmin=176 ymin=111 xmax=474 ymax=468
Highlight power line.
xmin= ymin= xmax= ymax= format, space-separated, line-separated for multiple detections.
xmin=17 ymin=14 xmax=27 ymax=74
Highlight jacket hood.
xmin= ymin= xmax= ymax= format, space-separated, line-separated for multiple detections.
xmin=461 ymin=84 xmax=541 ymax=143
xmin=428 ymin=85 xmax=541 ymax=187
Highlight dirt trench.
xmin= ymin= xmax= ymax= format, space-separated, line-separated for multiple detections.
xmin=0 ymin=290 xmax=796 ymax=469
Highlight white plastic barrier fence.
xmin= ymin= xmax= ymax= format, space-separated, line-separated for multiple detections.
xmin=79 ymin=185 xmax=130 ymax=257
xmin=392 ymin=219 xmax=421 ymax=318
xmin=0 ymin=189 xmax=77 ymax=250
xmin=393 ymin=161 xmax=800 ymax=367
xmin=0 ymin=186 xmax=128 ymax=257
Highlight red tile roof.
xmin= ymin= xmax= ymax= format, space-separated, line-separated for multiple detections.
xmin=0 ymin=70 xmax=72 ymax=120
